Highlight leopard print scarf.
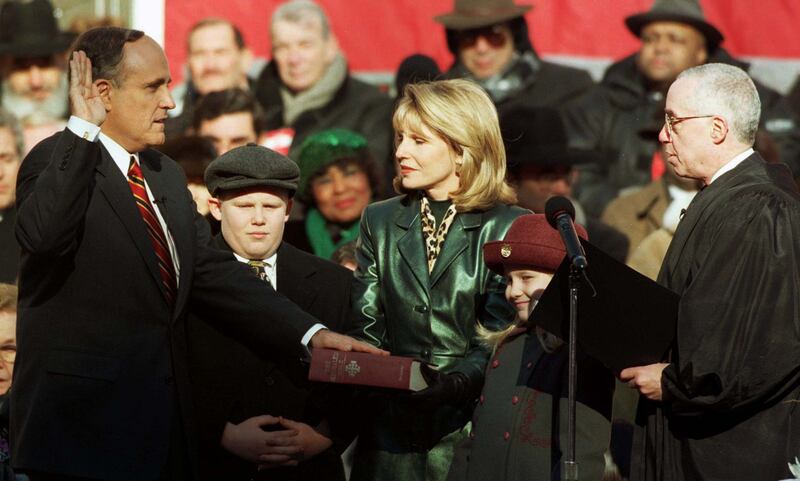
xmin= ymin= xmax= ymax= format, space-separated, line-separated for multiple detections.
xmin=420 ymin=196 xmax=458 ymax=273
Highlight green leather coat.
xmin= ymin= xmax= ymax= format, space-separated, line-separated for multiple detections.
xmin=349 ymin=194 xmax=527 ymax=481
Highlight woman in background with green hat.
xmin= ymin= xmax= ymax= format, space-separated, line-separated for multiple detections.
xmin=291 ymin=128 xmax=384 ymax=259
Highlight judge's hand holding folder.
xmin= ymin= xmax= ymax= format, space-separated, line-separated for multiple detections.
xmin=533 ymin=239 xmax=679 ymax=390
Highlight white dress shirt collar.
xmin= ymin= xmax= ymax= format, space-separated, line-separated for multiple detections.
xmin=709 ymin=148 xmax=754 ymax=184
xmin=65 ymin=116 xmax=181 ymax=281
xmin=99 ymin=132 xmax=138 ymax=176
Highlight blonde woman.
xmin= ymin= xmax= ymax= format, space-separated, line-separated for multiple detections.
xmin=348 ymin=79 xmax=527 ymax=481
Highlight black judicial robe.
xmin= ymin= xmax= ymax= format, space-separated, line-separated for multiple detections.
xmin=631 ymin=153 xmax=800 ymax=481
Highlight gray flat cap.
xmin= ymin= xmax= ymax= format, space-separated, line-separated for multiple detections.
xmin=204 ymin=143 xmax=300 ymax=197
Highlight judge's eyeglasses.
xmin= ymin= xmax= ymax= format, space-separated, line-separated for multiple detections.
xmin=664 ymin=112 xmax=716 ymax=140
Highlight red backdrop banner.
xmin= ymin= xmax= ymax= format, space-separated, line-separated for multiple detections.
xmin=164 ymin=0 xmax=800 ymax=85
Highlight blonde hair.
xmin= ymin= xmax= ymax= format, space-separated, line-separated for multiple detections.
xmin=392 ymin=79 xmax=516 ymax=212
xmin=477 ymin=321 xmax=521 ymax=352
xmin=478 ymin=322 xmax=563 ymax=354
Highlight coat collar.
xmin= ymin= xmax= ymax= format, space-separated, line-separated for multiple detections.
xmin=213 ymin=234 xmax=319 ymax=302
xmin=661 ymin=152 xmax=761 ymax=284
xmin=394 ymin=194 xmax=484 ymax=289
xmin=275 ymin=242 xmax=319 ymax=305
xmin=94 ymin=145 xmax=192 ymax=316
xmin=94 ymin=147 xmax=168 ymax=304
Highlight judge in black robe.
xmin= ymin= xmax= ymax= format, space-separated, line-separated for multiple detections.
xmin=627 ymin=152 xmax=800 ymax=480
xmin=621 ymin=63 xmax=800 ymax=481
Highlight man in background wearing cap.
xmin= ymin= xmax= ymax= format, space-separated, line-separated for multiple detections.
xmin=189 ymin=144 xmax=353 ymax=481
xmin=563 ymin=0 xmax=800 ymax=217
xmin=501 ymin=106 xmax=629 ymax=262
xmin=434 ymin=0 xmax=593 ymax=116
xmin=0 ymin=0 xmax=75 ymax=153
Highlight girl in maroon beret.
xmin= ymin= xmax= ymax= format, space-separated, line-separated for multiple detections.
xmin=447 ymin=214 xmax=614 ymax=481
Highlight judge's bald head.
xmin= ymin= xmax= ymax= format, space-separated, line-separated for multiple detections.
xmin=660 ymin=63 xmax=760 ymax=184
xmin=675 ymin=63 xmax=760 ymax=146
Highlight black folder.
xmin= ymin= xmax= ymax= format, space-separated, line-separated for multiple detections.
xmin=533 ymin=239 xmax=679 ymax=373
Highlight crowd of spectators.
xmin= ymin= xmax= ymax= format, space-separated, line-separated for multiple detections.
xmin=2 ymin=0 xmax=800 ymax=480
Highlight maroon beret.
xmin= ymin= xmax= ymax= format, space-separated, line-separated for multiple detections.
xmin=484 ymin=214 xmax=588 ymax=274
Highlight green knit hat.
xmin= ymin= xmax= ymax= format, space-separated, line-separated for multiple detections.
xmin=296 ymin=129 xmax=369 ymax=201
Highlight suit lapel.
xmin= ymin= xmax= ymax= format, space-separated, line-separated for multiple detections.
xmin=95 ymin=147 xmax=165 ymax=295
xmin=395 ymin=198 xmax=430 ymax=294
xmin=276 ymin=243 xmax=319 ymax=309
xmin=429 ymin=211 xmax=481 ymax=287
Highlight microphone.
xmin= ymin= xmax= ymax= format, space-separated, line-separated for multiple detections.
xmin=545 ymin=196 xmax=588 ymax=270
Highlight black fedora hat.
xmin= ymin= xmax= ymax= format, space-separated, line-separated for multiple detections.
xmin=500 ymin=106 xmax=600 ymax=171
xmin=434 ymin=0 xmax=532 ymax=30
xmin=0 ymin=0 xmax=77 ymax=58
xmin=625 ymin=0 xmax=724 ymax=52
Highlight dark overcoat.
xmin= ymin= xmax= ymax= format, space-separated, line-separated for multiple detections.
xmin=11 ymin=130 xmax=318 ymax=480
xmin=189 ymin=237 xmax=354 ymax=481
xmin=447 ymin=328 xmax=613 ymax=481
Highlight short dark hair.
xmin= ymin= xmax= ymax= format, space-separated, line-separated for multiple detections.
xmin=192 ymin=88 xmax=264 ymax=134
xmin=159 ymin=135 xmax=217 ymax=181
xmin=188 ymin=18 xmax=246 ymax=51
xmin=72 ymin=26 xmax=145 ymax=85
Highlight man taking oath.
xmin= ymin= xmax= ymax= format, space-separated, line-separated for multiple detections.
xmin=621 ymin=63 xmax=800 ymax=481
xmin=12 ymin=27 xmax=381 ymax=481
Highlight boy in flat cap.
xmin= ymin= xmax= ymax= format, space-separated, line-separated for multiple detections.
xmin=447 ymin=214 xmax=613 ymax=481
xmin=188 ymin=143 xmax=353 ymax=481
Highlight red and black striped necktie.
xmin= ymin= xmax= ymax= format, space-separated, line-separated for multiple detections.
xmin=127 ymin=156 xmax=177 ymax=305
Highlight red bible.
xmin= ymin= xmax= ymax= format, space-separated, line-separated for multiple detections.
xmin=308 ymin=348 xmax=428 ymax=391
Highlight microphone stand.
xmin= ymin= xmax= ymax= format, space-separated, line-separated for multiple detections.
xmin=563 ymin=264 xmax=581 ymax=481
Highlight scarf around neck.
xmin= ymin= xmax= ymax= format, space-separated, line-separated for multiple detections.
xmin=453 ymin=50 xmax=541 ymax=104
xmin=420 ymin=196 xmax=458 ymax=273
xmin=304 ymin=207 xmax=360 ymax=259
xmin=280 ymin=53 xmax=348 ymax=126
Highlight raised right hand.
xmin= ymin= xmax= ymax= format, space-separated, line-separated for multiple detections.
xmin=69 ymin=51 xmax=106 ymax=126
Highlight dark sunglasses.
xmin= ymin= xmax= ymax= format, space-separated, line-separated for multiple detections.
xmin=458 ymin=25 xmax=509 ymax=49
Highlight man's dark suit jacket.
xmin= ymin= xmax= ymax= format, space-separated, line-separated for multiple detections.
xmin=11 ymin=130 xmax=320 ymax=481
xmin=189 ymin=236 xmax=352 ymax=481
xmin=0 ymin=207 xmax=19 ymax=283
